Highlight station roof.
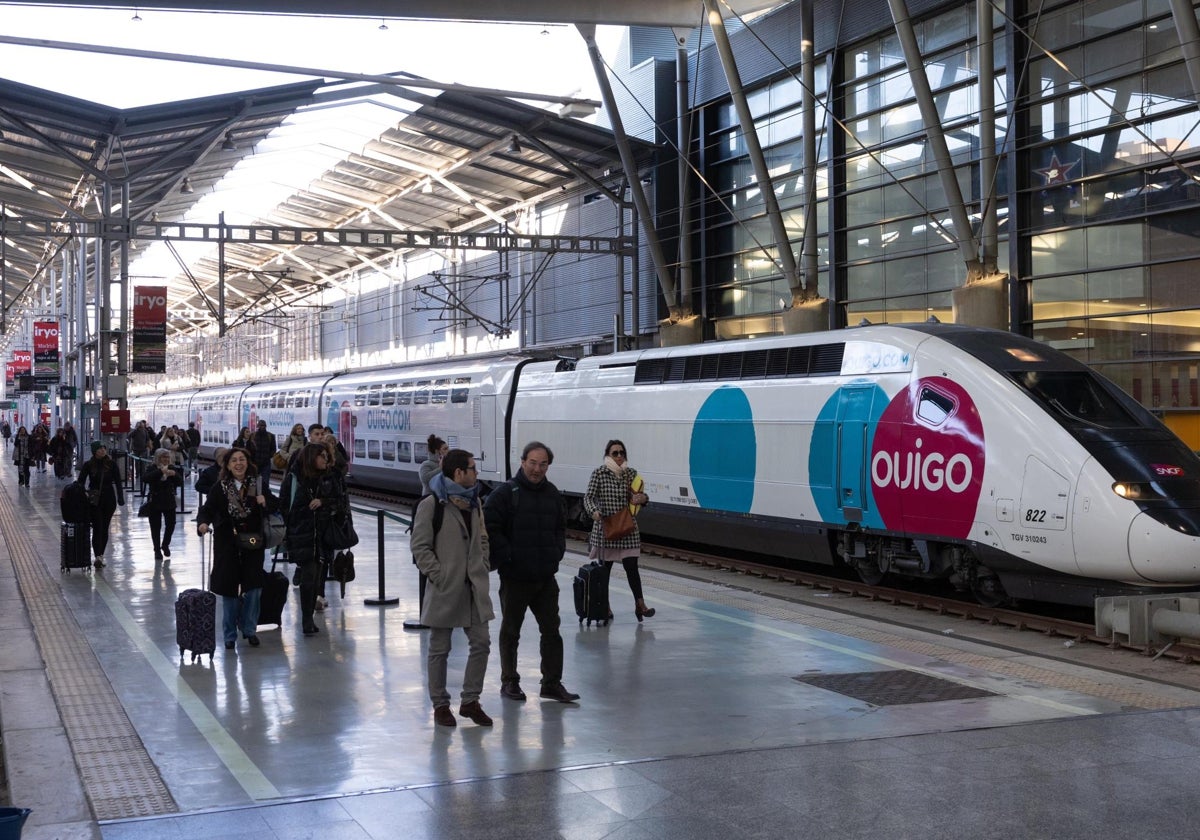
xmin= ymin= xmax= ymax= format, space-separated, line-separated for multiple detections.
xmin=0 ymin=72 xmax=651 ymax=336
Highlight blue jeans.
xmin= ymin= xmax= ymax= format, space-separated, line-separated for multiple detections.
xmin=222 ymin=588 xmax=262 ymax=643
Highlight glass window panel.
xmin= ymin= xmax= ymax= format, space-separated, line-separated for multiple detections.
xmin=1150 ymin=260 xmax=1200 ymax=309
xmin=1028 ymin=4 xmax=1081 ymax=53
xmin=921 ymin=4 xmax=971 ymax=53
xmin=847 ymin=261 xmax=884 ymax=301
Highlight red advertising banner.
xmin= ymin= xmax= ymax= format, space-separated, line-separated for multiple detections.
xmin=132 ymin=285 xmax=168 ymax=373
xmin=4 ymin=362 xmax=14 ymax=388
xmin=33 ymin=320 xmax=60 ymax=385
xmin=11 ymin=349 xmax=31 ymax=375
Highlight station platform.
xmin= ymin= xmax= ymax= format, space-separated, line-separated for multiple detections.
xmin=4 ymin=458 xmax=1200 ymax=839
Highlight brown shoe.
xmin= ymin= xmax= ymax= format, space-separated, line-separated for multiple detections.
xmin=458 ymin=701 xmax=493 ymax=726
xmin=433 ymin=705 xmax=456 ymax=727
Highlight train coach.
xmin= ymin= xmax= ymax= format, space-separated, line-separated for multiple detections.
xmin=129 ymin=323 xmax=1200 ymax=606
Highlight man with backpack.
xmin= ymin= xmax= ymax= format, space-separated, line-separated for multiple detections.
xmin=410 ymin=449 xmax=493 ymax=727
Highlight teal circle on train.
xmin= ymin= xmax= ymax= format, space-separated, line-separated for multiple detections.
xmin=809 ymin=383 xmax=887 ymax=530
xmin=689 ymin=386 xmax=755 ymax=512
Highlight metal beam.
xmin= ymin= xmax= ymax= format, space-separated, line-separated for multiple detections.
xmin=1170 ymin=0 xmax=1200 ymax=108
xmin=887 ymin=0 xmax=982 ymax=281
xmin=703 ymin=0 xmax=802 ymax=301
xmin=6 ymin=0 xmax=780 ymax=28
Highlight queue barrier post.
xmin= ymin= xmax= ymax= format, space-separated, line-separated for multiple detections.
xmin=362 ymin=506 xmax=400 ymax=608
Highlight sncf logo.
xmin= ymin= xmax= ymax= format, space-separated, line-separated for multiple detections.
xmin=1152 ymin=463 xmax=1184 ymax=477
xmin=870 ymin=378 xmax=985 ymax=540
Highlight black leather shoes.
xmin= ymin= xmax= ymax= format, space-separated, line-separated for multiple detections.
xmin=458 ymin=701 xmax=493 ymax=726
xmin=539 ymin=683 xmax=580 ymax=703
xmin=433 ymin=706 xmax=456 ymax=727
xmin=224 ymin=641 xmax=235 ymax=650
xmin=247 ymin=635 xmax=260 ymax=647
xmin=500 ymin=681 xmax=527 ymax=701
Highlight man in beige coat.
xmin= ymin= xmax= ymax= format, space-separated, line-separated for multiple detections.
xmin=411 ymin=449 xmax=494 ymax=727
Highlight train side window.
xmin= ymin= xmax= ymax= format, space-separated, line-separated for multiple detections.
xmin=367 ymin=439 xmax=380 ymax=460
xmin=398 ymin=441 xmax=412 ymax=463
xmin=368 ymin=385 xmax=382 ymax=406
xmin=414 ymin=381 xmax=431 ymax=405
xmin=382 ymin=440 xmax=395 ymax=461
xmin=431 ymin=379 xmax=450 ymax=405
xmin=354 ymin=386 xmax=368 ymax=407
xmin=354 ymin=439 xmax=366 ymax=458
xmin=451 ymin=377 xmax=471 ymax=403
xmin=397 ymin=382 xmax=413 ymax=405
xmin=382 ymin=384 xmax=397 ymax=406
xmin=414 ymin=441 xmax=428 ymax=463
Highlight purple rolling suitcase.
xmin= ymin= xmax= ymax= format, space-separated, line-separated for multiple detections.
xmin=175 ymin=588 xmax=217 ymax=663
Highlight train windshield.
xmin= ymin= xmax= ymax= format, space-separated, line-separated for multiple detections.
xmin=1009 ymin=371 xmax=1140 ymax=429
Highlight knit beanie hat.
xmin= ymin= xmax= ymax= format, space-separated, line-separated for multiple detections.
xmin=90 ymin=440 xmax=104 ymax=454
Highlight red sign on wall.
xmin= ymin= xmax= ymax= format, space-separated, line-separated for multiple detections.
xmin=100 ymin=409 xmax=130 ymax=434
xmin=33 ymin=320 xmax=60 ymax=385
xmin=132 ymin=285 xmax=168 ymax=373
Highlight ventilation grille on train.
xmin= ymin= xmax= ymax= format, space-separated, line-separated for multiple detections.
xmin=634 ymin=343 xmax=845 ymax=384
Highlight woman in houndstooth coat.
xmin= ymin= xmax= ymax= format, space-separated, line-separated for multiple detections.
xmin=582 ymin=439 xmax=655 ymax=621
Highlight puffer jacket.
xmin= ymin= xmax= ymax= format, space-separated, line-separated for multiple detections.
xmin=483 ymin=468 xmax=566 ymax=581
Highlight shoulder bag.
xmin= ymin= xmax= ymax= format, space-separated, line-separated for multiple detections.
xmin=234 ymin=526 xmax=264 ymax=552
xmin=323 ymin=508 xmax=360 ymax=550
xmin=602 ymin=505 xmax=636 ymax=540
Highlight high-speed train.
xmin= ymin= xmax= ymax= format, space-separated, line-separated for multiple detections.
xmin=129 ymin=324 xmax=1200 ymax=606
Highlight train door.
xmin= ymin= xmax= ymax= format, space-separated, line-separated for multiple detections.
xmin=339 ymin=408 xmax=354 ymax=465
xmin=835 ymin=385 xmax=876 ymax=522
xmin=479 ymin=394 xmax=498 ymax=481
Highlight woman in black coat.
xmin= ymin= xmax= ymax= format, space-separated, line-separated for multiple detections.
xmin=280 ymin=443 xmax=347 ymax=636
xmin=142 ymin=448 xmax=182 ymax=561
xmin=196 ymin=446 xmax=277 ymax=650
xmin=78 ymin=441 xmax=126 ymax=568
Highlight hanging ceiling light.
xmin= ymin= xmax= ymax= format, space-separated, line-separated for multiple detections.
xmin=221 ymin=131 xmax=237 ymax=152
xmin=180 ymin=177 xmax=194 ymax=194
xmin=421 ymin=179 xmax=433 ymax=194
xmin=506 ymin=135 xmax=522 ymax=155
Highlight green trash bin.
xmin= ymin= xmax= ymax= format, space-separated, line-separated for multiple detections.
xmin=0 ymin=807 xmax=30 ymax=839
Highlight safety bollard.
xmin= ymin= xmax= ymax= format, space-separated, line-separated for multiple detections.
xmin=364 ymin=508 xmax=399 ymax=607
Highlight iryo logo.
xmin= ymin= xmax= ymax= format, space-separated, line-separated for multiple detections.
xmin=870 ymin=377 xmax=985 ymax=540
xmin=33 ymin=324 xmax=58 ymax=338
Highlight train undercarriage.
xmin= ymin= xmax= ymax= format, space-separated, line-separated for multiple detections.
xmin=835 ymin=530 xmax=1009 ymax=606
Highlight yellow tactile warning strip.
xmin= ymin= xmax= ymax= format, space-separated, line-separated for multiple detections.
xmin=636 ymin=566 xmax=1200 ymax=712
xmin=0 ymin=488 xmax=177 ymax=820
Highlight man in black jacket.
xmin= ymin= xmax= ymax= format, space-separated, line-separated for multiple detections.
xmin=250 ymin=419 xmax=276 ymax=479
xmin=483 ymin=441 xmax=579 ymax=704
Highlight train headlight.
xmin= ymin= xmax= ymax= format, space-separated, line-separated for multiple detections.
xmin=1112 ymin=481 xmax=1168 ymax=500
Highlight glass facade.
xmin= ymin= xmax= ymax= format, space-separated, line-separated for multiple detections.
xmin=690 ymin=0 xmax=1200 ymax=429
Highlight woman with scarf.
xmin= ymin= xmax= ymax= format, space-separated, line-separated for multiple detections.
xmin=143 ymin=448 xmax=182 ymax=561
xmin=11 ymin=425 xmax=32 ymax=486
xmin=196 ymin=446 xmax=277 ymax=649
xmin=582 ymin=439 xmax=654 ymax=621
xmin=411 ymin=448 xmax=493 ymax=727
xmin=78 ymin=441 xmax=126 ymax=568
xmin=280 ymin=442 xmax=347 ymax=636
xmin=279 ymin=423 xmax=307 ymax=463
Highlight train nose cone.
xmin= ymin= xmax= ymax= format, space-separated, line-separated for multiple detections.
xmin=1128 ymin=509 xmax=1200 ymax=583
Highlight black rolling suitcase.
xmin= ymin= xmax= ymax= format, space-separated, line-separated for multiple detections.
xmin=60 ymin=482 xmax=91 ymax=524
xmin=573 ymin=561 xmax=610 ymax=626
xmin=175 ymin=588 xmax=217 ymax=663
xmin=60 ymin=522 xmax=91 ymax=573
xmin=257 ymin=571 xmax=290 ymax=627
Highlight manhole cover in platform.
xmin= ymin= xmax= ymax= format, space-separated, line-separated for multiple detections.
xmin=793 ymin=670 xmax=997 ymax=706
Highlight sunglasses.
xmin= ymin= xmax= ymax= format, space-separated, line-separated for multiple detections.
xmin=609 ymin=450 xmax=626 ymax=457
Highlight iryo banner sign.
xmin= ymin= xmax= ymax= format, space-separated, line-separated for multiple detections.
xmin=132 ymin=285 xmax=168 ymax=373
xmin=33 ymin=320 xmax=60 ymax=386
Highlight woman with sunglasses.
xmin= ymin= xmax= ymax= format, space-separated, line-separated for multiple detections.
xmin=582 ymin=439 xmax=654 ymax=621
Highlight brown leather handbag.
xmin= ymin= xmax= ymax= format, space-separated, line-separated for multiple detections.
xmin=602 ymin=506 xmax=636 ymax=540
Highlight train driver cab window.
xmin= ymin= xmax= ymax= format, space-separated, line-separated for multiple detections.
xmin=398 ymin=440 xmax=412 ymax=462
xmin=414 ymin=441 xmax=428 ymax=463
xmin=451 ymin=377 xmax=471 ymax=403
xmin=915 ymin=385 xmax=955 ymax=428
xmin=1011 ymin=371 xmax=1138 ymax=428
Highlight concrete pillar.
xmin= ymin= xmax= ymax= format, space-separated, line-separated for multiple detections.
xmin=658 ymin=315 xmax=704 ymax=347
xmin=782 ymin=298 xmax=831 ymax=335
xmin=952 ymin=276 xmax=1008 ymax=330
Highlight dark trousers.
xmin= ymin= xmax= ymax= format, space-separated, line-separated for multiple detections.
xmin=149 ymin=508 xmax=176 ymax=552
xmin=89 ymin=505 xmax=116 ymax=557
xmin=498 ymin=576 xmax=564 ymax=687
xmin=602 ymin=556 xmax=645 ymax=602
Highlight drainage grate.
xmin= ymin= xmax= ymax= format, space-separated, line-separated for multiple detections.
xmin=793 ymin=670 xmax=998 ymax=706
